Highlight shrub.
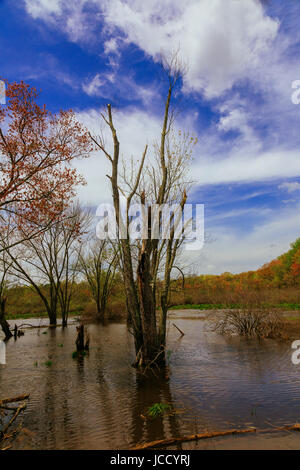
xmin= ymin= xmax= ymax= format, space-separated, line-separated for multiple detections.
xmin=212 ymin=308 xmax=283 ymax=339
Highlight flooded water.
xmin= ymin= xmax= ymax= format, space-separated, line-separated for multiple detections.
xmin=1 ymin=310 xmax=300 ymax=450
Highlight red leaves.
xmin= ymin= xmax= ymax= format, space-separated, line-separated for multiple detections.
xmin=0 ymin=80 xmax=92 ymax=229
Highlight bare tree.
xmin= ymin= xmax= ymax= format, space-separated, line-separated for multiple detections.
xmin=78 ymin=240 xmax=118 ymax=319
xmin=6 ymin=204 xmax=91 ymax=326
xmin=92 ymin=55 xmax=194 ymax=368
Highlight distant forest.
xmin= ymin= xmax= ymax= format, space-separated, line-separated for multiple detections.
xmin=7 ymin=238 xmax=300 ymax=320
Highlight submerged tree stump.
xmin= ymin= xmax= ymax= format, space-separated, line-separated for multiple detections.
xmin=75 ymin=324 xmax=89 ymax=352
xmin=13 ymin=325 xmax=24 ymax=340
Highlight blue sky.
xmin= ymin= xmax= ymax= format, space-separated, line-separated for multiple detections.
xmin=1 ymin=0 xmax=300 ymax=274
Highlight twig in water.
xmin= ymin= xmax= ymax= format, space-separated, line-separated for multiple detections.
xmin=172 ymin=323 xmax=185 ymax=337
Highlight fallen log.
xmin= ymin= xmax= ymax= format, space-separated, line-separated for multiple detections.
xmin=0 ymin=394 xmax=30 ymax=407
xmin=131 ymin=427 xmax=256 ymax=450
xmin=13 ymin=320 xmax=77 ymax=331
xmin=2 ymin=403 xmax=26 ymax=435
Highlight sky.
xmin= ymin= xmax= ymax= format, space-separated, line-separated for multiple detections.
xmin=1 ymin=0 xmax=300 ymax=274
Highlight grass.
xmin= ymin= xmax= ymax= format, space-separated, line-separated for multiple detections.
xmin=170 ymin=303 xmax=224 ymax=310
xmin=44 ymin=360 xmax=52 ymax=367
xmin=6 ymin=310 xmax=82 ymax=320
xmin=148 ymin=403 xmax=172 ymax=418
xmin=171 ymin=302 xmax=300 ymax=311
xmin=278 ymin=302 xmax=300 ymax=310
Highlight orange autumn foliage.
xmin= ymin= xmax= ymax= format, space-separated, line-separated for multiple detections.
xmin=0 ymin=80 xmax=92 ymax=230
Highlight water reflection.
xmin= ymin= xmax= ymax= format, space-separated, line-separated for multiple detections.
xmin=130 ymin=370 xmax=181 ymax=447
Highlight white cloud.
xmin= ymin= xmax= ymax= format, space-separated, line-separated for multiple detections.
xmin=217 ymin=105 xmax=261 ymax=153
xmin=74 ymin=103 xmax=300 ymax=203
xmin=25 ymin=0 xmax=95 ymax=42
xmin=82 ymin=71 xmax=159 ymax=107
xmin=24 ymin=0 xmax=279 ymax=98
xmin=100 ymin=0 xmax=279 ymax=98
xmin=104 ymin=38 xmax=120 ymax=55
xmin=82 ymin=74 xmax=106 ymax=96
xmin=24 ymin=0 xmax=62 ymax=19
xmin=192 ymin=148 xmax=300 ymax=186
xmin=190 ymin=203 xmax=300 ymax=274
xmin=279 ymin=181 xmax=300 ymax=193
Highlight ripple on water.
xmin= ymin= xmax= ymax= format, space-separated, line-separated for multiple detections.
xmin=1 ymin=311 xmax=300 ymax=449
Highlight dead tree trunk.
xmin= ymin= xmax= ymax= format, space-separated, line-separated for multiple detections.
xmin=0 ymin=298 xmax=12 ymax=341
xmin=94 ymin=56 xmax=190 ymax=369
xmin=136 ymin=249 xmax=159 ymax=366
xmin=75 ymin=324 xmax=89 ymax=352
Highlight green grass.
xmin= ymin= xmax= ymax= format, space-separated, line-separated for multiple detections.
xmin=278 ymin=302 xmax=300 ymax=310
xmin=171 ymin=302 xmax=300 ymax=311
xmin=6 ymin=311 xmax=46 ymax=320
xmin=148 ymin=403 xmax=172 ymax=418
xmin=44 ymin=360 xmax=52 ymax=367
xmin=170 ymin=303 xmax=224 ymax=310
xmin=6 ymin=310 xmax=82 ymax=320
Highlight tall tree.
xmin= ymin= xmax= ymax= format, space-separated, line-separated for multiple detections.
xmin=93 ymin=57 xmax=194 ymax=368
xmin=0 ymin=80 xmax=92 ymax=250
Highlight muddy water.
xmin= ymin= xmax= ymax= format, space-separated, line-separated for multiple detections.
xmin=1 ymin=310 xmax=300 ymax=450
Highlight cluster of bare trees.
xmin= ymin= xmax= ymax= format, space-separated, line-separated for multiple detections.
xmin=0 ymin=207 xmax=119 ymax=339
xmin=78 ymin=240 xmax=118 ymax=317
